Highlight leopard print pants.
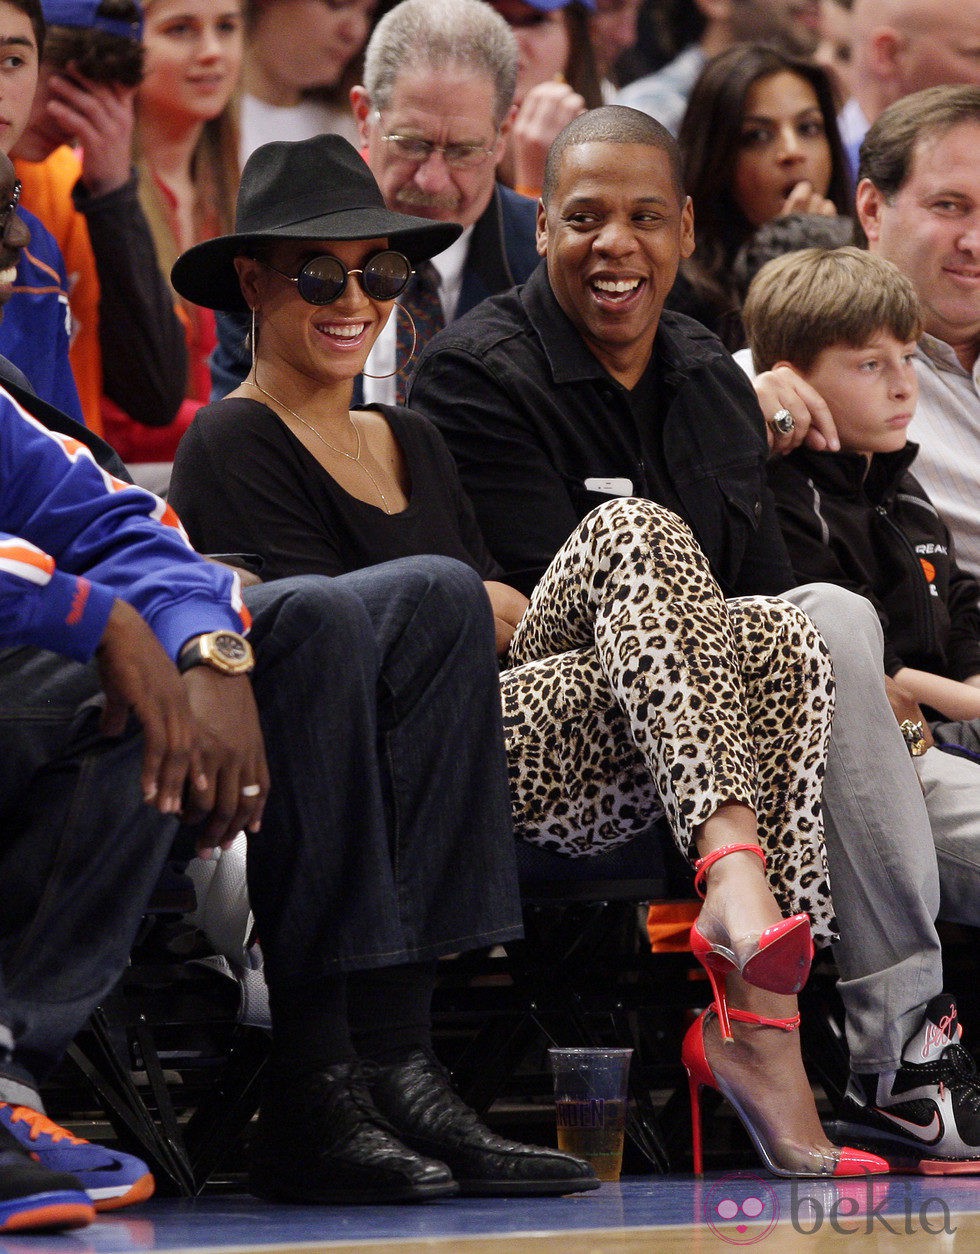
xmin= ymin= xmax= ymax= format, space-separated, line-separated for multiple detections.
xmin=500 ymin=498 xmax=837 ymax=947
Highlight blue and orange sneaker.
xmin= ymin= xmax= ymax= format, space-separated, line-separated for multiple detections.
xmin=0 ymin=1119 xmax=93 ymax=1232
xmin=0 ymin=1104 xmax=154 ymax=1211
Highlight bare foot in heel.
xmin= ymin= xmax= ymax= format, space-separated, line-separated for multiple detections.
xmin=703 ymin=984 xmax=843 ymax=1177
xmin=696 ymin=846 xmax=785 ymax=964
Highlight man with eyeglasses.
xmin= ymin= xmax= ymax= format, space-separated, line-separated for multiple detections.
xmin=0 ymin=181 xmax=29 ymax=302
xmin=209 ymin=0 xmax=540 ymax=401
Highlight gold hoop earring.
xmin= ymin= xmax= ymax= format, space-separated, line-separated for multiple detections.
xmin=362 ymin=303 xmax=417 ymax=381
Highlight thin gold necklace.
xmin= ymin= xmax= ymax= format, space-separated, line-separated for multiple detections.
xmin=248 ymin=370 xmax=393 ymax=514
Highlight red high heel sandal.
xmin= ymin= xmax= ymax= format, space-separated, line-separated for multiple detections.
xmin=682 ymin=1008 xmax=889 ymax=1178
xmin=690 ymin=843 xmax=814 ymax=1041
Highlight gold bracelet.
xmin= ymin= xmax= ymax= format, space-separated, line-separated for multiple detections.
xmin=899 ymin=719 xmax=928 ymax=757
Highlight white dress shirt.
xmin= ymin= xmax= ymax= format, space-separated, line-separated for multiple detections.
xmin=907 ymin=336 xmax=980 ymax=581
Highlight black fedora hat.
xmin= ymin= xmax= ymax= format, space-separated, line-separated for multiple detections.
xmin=171 ymin=134 xmax=462 ymax=313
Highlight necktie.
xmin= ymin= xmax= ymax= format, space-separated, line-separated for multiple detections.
xmin=396 ymin=260 xmax=444 ymax=405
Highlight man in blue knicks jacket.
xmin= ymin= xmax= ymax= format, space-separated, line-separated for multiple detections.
xmin=0 ymin=387 xmax=263 ymax=1231
xmin=0 ymin=199 xmax=82 ymax=425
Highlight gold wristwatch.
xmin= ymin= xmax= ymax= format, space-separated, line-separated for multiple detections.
xmin=178 ymin=630 xmax=254 ymax=676
xmin=899 ymin=718 xmax=928 ymax=757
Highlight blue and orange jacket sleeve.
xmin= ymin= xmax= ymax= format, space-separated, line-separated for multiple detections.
xmin=0 ymin=207 xmax=85 ymax=425
xmin=0 ymin=385 xmax=249 ymax=662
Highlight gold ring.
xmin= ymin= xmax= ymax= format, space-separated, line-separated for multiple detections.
xmin=899 ymin=719 xmax=928 ymax=757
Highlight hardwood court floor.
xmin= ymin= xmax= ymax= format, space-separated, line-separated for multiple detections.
xmin=2 ymin=1174 xmax=978 ymax=1254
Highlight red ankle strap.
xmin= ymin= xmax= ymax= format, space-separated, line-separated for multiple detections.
xmin=727 ymin=1007 xmax=801 ymax=1032
xmin=693 ymin=843 xmax=767 ymax=898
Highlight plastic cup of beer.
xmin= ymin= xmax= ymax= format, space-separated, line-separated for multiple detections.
xmin=548 ymin=1047 xmax=632 ymax=1182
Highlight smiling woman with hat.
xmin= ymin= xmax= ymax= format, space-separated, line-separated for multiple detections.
xmin=172 ymin=134 xmax=467 ymax=529
xmin=168 ymin=133 xmax=599 ymax=1205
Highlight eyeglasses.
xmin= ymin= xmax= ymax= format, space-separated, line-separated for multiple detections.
xmin=375 ymin=113 xmax=498 ymax=169
xmin=0 ymin=181 xmax=21 ymax=240
xmin=257 ymin=249 xmax=413 ymax=305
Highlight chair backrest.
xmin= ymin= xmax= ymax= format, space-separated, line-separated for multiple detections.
xmin=515 ymin=820 xmax=675 ymax=902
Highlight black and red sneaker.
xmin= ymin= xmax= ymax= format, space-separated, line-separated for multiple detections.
xmin=833 ymin=994 xmax=980 ymax=1174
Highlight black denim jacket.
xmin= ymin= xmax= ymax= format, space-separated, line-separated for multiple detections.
xmin=410 ymin=263 xmax=795 ymax=598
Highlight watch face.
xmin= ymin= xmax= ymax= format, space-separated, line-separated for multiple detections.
xmin=213 ymin=632 xmax=250 ymax=663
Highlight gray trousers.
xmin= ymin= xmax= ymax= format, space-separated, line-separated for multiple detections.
xmin=786 ymin=585 xmax=980 ymax=1073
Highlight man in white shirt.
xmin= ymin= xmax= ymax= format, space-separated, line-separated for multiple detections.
xmin=856 ymin=85 xmax=980 ymax=580
xmin=616 ymin=0 xmax=823 ymax=134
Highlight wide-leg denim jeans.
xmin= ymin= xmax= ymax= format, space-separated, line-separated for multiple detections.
xmin=242 ymin=557 xmax=523 ymax=993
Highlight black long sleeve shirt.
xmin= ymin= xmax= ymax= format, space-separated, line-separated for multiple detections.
xmin=169 ymin=398 xmax=500 ymax=582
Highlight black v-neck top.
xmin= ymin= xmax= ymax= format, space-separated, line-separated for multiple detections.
xmin=169 ymin=398 xmax=501 ymax=582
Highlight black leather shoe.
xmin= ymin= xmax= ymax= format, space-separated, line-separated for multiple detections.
xmin=367 ymin=1049 xmax=600 ymax=1196
xmin=249 ymin=1063 xmax=458 ymax=1204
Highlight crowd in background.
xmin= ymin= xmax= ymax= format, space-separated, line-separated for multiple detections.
xmin=0 ymin=0 xmax=760 ymax=449
xmin=9 ymin=0 xmax=977 ymax=473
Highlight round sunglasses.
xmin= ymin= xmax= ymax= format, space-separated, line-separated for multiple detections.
xmin=257 ymin=249 xmax=413 ymax=305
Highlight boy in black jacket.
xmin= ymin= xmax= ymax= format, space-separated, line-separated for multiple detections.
xmin=745 ymin=242 xmax=980 ymax=1168
xmin=745 ymin=246 xmax=980 ymax=753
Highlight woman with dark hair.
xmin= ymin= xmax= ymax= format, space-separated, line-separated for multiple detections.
xmin=488 ymin=0 xmax=603 ymax=196
xmin=239 ymin=0 xmax=376 ymax=162
xmin=673 ymin=42 xmax=852 ymax=347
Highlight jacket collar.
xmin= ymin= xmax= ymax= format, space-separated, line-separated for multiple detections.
xmin=465 ymin=185 xmax=519 ymax=298
xmin=787 ymin=441 xmax=920 ymax=504
xmin=519 ymin=263 xmax=731 ymax=389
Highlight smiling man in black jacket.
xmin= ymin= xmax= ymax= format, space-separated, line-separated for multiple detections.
xmin=410 ymin=105 xmax=980 ymax=1172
